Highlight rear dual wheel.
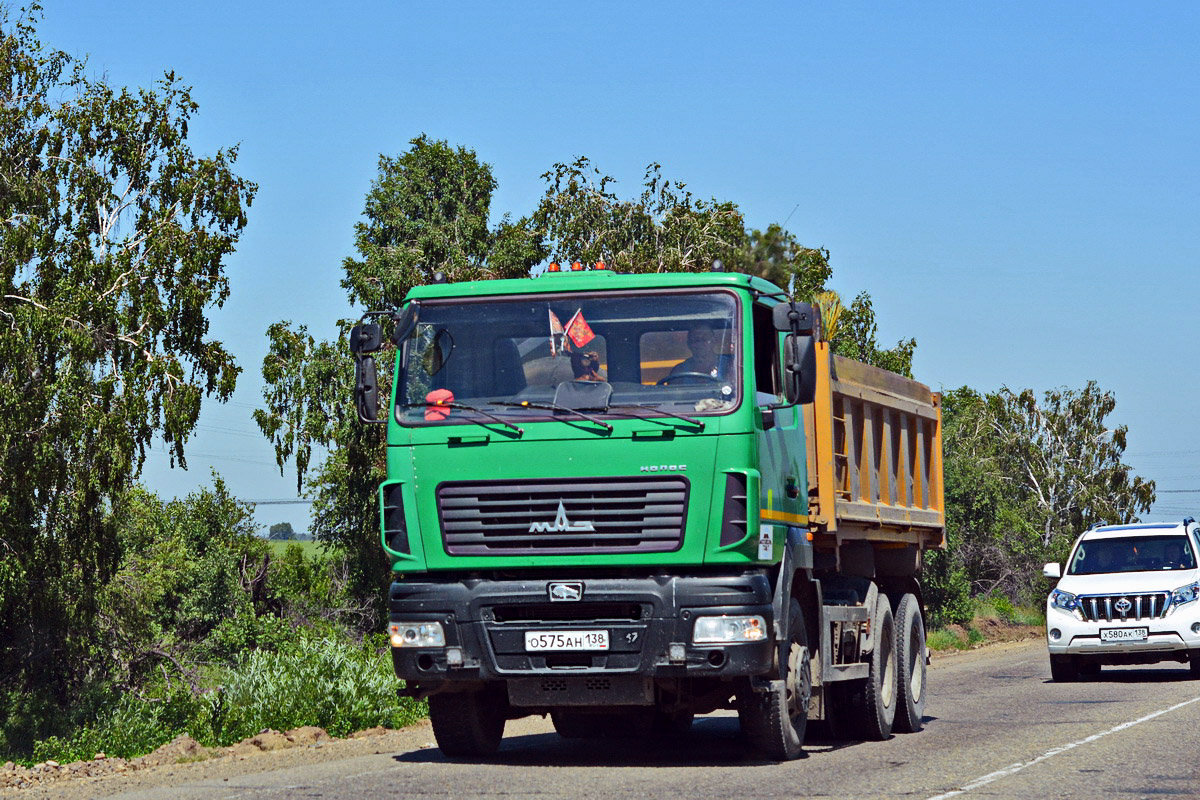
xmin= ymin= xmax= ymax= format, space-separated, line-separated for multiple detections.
xmin=893 ymin=593 xmax=927 ymax=733
xmin=850 ymin=593 xmax=898 ymax=740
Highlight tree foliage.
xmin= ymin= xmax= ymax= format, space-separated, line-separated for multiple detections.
xmin=0 ymin=5 xmax=254 ymax=701
xmin=934 ymin=382 xmax=1155 ymax=605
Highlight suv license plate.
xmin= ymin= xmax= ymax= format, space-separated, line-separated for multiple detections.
xmin=525 ymin=630 xmax=609 ymax=652
xmin=1100 ymin=627 xmax=1149 ymax=642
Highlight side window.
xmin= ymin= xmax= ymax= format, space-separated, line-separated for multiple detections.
xmin=752 ymin=303 xmax=780 ymax=401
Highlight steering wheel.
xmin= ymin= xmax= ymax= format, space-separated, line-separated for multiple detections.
xmin=657 ymin=372 xmax=721 ymax=386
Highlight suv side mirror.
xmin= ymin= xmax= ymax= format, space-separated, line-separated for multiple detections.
xmin=350 ymin=322 xmax=383 ymax=355
xmin=1042 ymin=562 xmax=1062 ymax=579
xmin=355 ymin=356 xmax=380 ymax=422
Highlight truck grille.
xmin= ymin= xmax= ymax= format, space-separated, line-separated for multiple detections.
xmin=1078 ymin=592 xmax=1170 ymax=621
xmin=437 ymin=476 xmax=688 ymax=555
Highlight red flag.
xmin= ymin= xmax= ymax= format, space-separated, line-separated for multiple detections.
xmin=565 ymin=309 xmax=595 ymax=348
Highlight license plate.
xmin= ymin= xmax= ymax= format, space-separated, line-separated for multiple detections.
xmin=1100 ymin=627 xmax=1149 ymax=642
xmin=524 ymin=630 xmax=609 ymax=652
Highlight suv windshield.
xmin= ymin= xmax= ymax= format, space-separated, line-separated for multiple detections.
xmin=395 ymin=291 xmax=740 ymax=425
xmin=1068 ymin=534 xmax=1198 ymax=575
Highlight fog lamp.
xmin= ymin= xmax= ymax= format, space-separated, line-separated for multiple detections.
xmin=1049 ymin=628 xmax=1062 ymax=641
xmin=1191 ymin=622 xmax=1200 ymax=635
xmin=388 ymin=621 xmax=445 ymax=648
xmin=445 ymin=647 xmax=464 ymax=667
xmin=692 ymin=615 xmax=767 ymax=644
xmin=668 ymin=643 xmax=687 ymax=664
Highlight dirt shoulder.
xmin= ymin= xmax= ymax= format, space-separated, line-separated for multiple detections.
xmin=0 ymin=724 xmax=442 ymax=800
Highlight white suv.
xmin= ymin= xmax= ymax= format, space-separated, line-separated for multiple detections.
xmin=1044 ymin=519 xmax=1200 ymax=681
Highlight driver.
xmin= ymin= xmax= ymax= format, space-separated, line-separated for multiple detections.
xmin=670 ymin=323 xmax=733 ymax=380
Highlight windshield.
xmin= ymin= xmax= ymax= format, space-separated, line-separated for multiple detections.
xmin=395 ymin=290 xmax=740 ymax=425
xmin=1067 ymin=535 xmax=1197 ymax=575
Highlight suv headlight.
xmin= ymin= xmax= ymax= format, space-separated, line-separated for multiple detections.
xmin=1049 ymin=588 xmax=1079 ymax=612
xmin=1172 ymin=581 xmax=1200 ymax=607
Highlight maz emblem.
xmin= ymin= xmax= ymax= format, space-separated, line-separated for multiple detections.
xmin=548 ymin=582 xmax=583 ymax=602
xmin=529 ymin=501 xmax=595 ymax=533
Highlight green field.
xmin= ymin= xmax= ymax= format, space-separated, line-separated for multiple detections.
xmin=266 ymin=539 xmax=323 ymax=556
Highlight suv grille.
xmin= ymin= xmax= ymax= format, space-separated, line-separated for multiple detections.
xmin=438 ymin=476 xmax=688 ymax=555
xmin=1078 ymin=592 xmax=1170 ymax=622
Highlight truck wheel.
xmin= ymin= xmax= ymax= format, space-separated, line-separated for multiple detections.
xmin=738 ymin=598 xmax=810 ymax=760
xmin=1049 ymin=654 xmax=1079 ymax=682
xmin=852 ymin=594 xmax=897 ymax=740
xmin=429 ymin=687 xmax=506 ymax=757
xmin=893 ymin=593 xmax=926 ymax=733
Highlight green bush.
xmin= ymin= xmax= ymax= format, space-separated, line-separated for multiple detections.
xmin=210 ymin=633 xmax=423 ymax=743
xmin=23 ymin=633 xmax=425 ymax=764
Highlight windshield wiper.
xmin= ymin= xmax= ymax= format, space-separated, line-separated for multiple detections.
xmin=398 ymin=402 xmax=523 ymax=435
xmin=496 ymin=401 xmax=612 ymax=432
xmin=601 ymin=403 xmax=705 ymax=430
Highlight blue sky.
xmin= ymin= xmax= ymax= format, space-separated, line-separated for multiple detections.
xmin=37 ymin=2 xmax=1200 ymax=530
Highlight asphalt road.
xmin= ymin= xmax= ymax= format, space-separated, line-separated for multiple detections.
xmin=44 ymin=640 xmax=1200 ymax=800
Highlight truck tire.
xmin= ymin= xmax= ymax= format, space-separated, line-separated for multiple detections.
xmin=1049 ymin=654 xmax=1079 ymax=682
xmin=429 ymin=687 xmax=506 ymax=757
xmin=1190 ymin=651 xmax=1200 ymax=678
xmin=738 ymin=598 xmax=810 ymax=760
xmin=892 ymin=593 xmax=926 ymax=733
xmin=852 ymin=594 xmax=897 ymax=740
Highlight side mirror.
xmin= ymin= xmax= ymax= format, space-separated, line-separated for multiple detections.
xmin=772 ymin=302 xmax=815 ymax=335
xmin=355 ymin=356 xmax=380 ymax=422
xmin=350 ymin=322 xmax=383 ymax=355
xmin=1042 ymin=562 xmax=1062 ymax=579
xmin=783 ymin=334 xmax=817 ymax=405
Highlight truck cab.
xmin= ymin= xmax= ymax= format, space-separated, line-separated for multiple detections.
xmin=1044 ymin=519 xmax=1200 ymax=680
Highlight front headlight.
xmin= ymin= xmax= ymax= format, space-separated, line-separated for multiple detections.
xmin=1049 ymin=588 xmax=1078 ymax=612
xmin=692 ymin=615 xmax=767 ymax=644
xmin=388 ymin=621 xmax=445 ymax=648
xmin=1171 ymin=581 xmax=1200 ymax=607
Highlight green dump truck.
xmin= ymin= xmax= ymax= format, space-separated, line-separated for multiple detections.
xmin=349 ymin=265 xmax=945 ymax=760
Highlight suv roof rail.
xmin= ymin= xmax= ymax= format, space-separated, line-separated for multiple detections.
xmin=1086 ymin=521 xmax=1104 ymax=531
xmin=1185 ymin=516 xmax=1195 ymax=528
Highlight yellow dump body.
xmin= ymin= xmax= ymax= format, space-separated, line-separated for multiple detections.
xmin=803 ymin=342 xmax=946 ymax=553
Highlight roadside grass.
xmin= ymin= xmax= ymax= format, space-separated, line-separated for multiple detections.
xmin=24 ymin=633 xmax=425 ymax=767
xmin=927 ymin=596 xmax=1045 ymax=652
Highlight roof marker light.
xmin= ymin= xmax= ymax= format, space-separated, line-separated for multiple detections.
xmin=571 ymin=261 xmax=583 ymax=271
xmin=546 ymin=262 xmax=560 ymax=272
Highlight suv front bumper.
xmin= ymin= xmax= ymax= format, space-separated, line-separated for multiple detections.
xmin=1046 ymin=601 xmax=1200 ymax=662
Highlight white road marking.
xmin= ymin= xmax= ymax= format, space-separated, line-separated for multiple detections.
xmin=926 ymin=694 xmax=1200 ymax=800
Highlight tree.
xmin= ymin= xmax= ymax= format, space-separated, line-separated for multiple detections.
xmin=524 ymin=158 xmax=747 ymax=273
xmin=830 ymin=291 xmax=916 ymax=377
xmin=0 ymin=5 xmax=255 ymax=699
xmin=268 ymin=522 xmax=296 ymax=541
xmin=932 ymin=382 xmax=1156 ymax=607
xmin=989 ymin=381 xmax=1155 ymax=557
xmin=255 ymin=136 xmax=532 ymax=604
xmin=729 ymin=223 xmax=831 ymax=301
